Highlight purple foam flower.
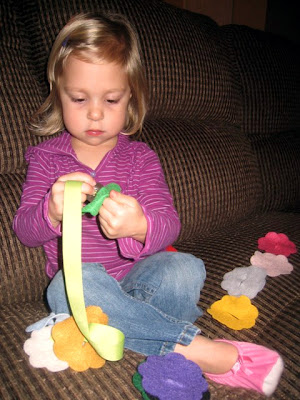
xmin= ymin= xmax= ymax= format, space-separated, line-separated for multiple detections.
xmin=138 ymin=353 xmax=208 ymax=400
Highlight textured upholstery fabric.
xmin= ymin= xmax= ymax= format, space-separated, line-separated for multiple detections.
xmin=250 ymin=132 xmax=300 ymax=211
xmin=0 ymin=173 xmax=49 ymax=305
xmin=0 ymin=1 xmax=45 ymax=174
xmin=1 ymin=0 xmax=299 ymax=399
xmin=139 ymin=120 xmax=262 ymax=239
xmin=221 ymin=25 xmax=300 ymax=135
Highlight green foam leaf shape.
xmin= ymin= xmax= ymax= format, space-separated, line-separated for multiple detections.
xmin=82 ymin=183 xmax=121 ymax=216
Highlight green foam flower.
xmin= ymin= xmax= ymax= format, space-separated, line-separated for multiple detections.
xmin=82 ymin=183 xmax=121 ymax=216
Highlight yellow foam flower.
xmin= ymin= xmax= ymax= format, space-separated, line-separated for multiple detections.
xmin=207 ymin=295 xmax=258 ymax=330
xmin=52 ymin=305 xmax=108 ymax=371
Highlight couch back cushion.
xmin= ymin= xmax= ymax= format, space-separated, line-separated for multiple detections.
xmin=21 ymin=0 xmax=241 ymax=120
xmin=250 ymin=132 xmax=300 ymax=212
xmin=221 ymin=25 xmax=300 ymax=211
xmin=138 ymin=119 xmax=262 ymax=241
xmin=1 ymin=0 xmax=243 ymax=175
xmin=0 ymin=0 xmax=46 ymax=174
xmin=222 ymin=25 xmax=300 ymax=136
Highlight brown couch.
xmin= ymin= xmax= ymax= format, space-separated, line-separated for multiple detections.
xmin=1 ymin=0 xmax=299 ymax=399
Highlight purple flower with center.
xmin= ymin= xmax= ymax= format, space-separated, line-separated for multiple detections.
xmin=138 ymin=353 xmax=209 ymax=400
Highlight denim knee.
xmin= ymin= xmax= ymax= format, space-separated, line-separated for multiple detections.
xmin=125 ymin=252 xmax=205 ymax=292
xmin=47 ymin=269 xmax=70 ymax=314
xmin=153 ymin=251 xmax=206 ymax=294
xmin=46 ymin=261 xmax=202 ymax=356
xmin=154 ymin=252 xmax=206 ymax=320
xmin=121 ymin=251 xmax=206 ymax=322
xmin=47 ymin=263 xmax=108 ymax=314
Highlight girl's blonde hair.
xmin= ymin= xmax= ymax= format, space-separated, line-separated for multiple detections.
xmin=30 ymin=12 xmax=148 ymax=136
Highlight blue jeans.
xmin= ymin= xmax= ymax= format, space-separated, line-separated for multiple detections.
xmin=47 ymin=251 xmax=206 ymax=356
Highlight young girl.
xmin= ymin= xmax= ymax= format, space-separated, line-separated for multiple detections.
xmin=13 ymin=12 xmax=283 ymax=396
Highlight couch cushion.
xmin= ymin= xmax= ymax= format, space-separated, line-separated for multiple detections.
xmin=251 ymin=131 xmax=300 ymax=212
xmin=177 ymin=211 xmax=300 ymax=400
xmin=0 ymin=0 xmax=47 ymax=174
xmin=222 ymin=24 xmax=300 ymax=135
xmin=0 ymin=174 xmax=48 ymax=305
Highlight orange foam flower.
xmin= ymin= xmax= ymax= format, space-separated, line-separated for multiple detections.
xmin=207 ymin=295 xmax=258 ymax=330
xmin=52 ymin=305 xmax=108 ymax=371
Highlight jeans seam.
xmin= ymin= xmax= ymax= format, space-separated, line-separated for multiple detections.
xmin=160 ymin=324 xmax=200 ymax=355
xmin=122 ymin=282 xmax=156 ymax=296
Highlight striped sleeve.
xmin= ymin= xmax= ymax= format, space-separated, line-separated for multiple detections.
xmin=117 ymin=147 xmax=181 ymax=260
xmin=13 ymin=148 xmax=61 ymax=247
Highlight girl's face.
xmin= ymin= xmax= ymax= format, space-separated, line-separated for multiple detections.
xmin=59 ymin=55 xmax=131 ymax=152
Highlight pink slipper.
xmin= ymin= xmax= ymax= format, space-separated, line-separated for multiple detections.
xmin=205 ymin=340 xmax=284 ymax=397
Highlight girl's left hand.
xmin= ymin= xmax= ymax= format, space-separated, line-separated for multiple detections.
xmin=98 ymin=190 xmax=147 ymax=243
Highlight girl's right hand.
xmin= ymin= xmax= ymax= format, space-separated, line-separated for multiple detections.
xmin=48 ymin=172 xmax=96 ymax=228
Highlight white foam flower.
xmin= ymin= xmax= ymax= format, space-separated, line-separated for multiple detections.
xmin=221 ymin=265 xmax=267 ymax=299
xmin=24 ymin=325 xmax=69 ymax=372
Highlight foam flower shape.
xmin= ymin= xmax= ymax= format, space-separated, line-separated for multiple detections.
xmin=258 ymin=232 xmax=297 ymax=256
xmin=82 ymin=183 xmax=121 ymax=216
xmin=165 ymin=245 xmax=178 ymax=252
xmin=250 ymin=251 xmax=294 ymax=277
xmin=207 ymin=295 xmax=258 ymax=330
xmin=221 ymin=266 xmax=267 ymax=299
xmin=52 ymin=305 xmax=108 ymax=371
xmin=132 ymin=371 xmax=152 ymax=400
xmin=136 ymin=353 xmax=209 ymax=400
xmin=23 ymin=326 xmax=69 ymax=372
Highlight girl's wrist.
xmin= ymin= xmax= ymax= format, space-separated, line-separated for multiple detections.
xmin=48 ymin=215 xmax=60 ymax=229
xmin=47 ymin=207 xmax=61 ymax=228
xmin=43 ymin=192 xmax=62 ymax=232
xmin=132 ymin=215 xmax=147 ymax=244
